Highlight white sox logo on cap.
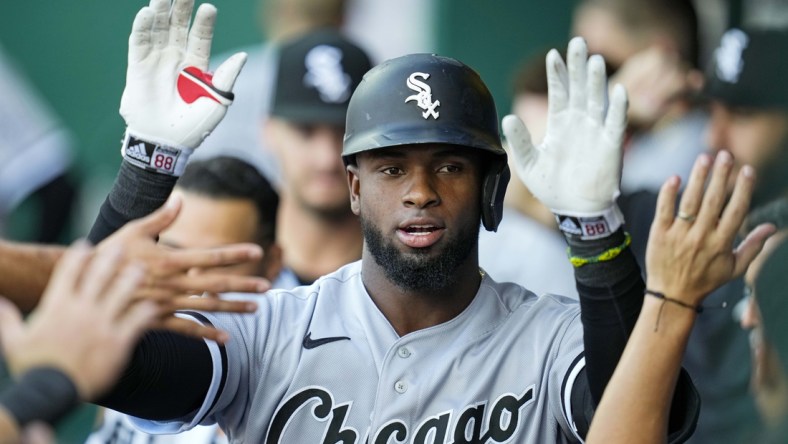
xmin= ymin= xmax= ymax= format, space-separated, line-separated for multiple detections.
xmin=304 ymin=45 xmax=352 ymax=103
xmin=405 ymin=72 xmax=440 ymax=119
xmin=715 ymin=29 xmax=749 ymax=84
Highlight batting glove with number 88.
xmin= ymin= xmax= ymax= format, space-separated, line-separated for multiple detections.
xmin=120 ymin=0 xmax=246 ymax=176
xmin=502 ymin=37 xmax=628 ymax=240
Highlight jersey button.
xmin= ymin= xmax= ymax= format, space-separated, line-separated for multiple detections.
xmin=397 ymin=347 xmax=411 ymax=358
xmin=394 ymin=380 xmax=408 ymax=394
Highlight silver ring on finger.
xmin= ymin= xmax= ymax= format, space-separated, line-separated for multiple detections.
xmin=677 ymin=211 xmax=696 ymax=223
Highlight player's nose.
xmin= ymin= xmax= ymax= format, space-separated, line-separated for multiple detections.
xmin=402 ymin=169 xmax=440 ymax=209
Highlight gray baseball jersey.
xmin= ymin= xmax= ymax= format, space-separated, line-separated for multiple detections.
xmin=134 ymin=260 xmax=587 ymax=443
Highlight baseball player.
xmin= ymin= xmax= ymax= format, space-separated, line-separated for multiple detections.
xmin=89 ymin=0 xmax=703 ymax=442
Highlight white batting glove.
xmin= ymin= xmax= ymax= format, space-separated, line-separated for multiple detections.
xmin=502 ymin=37 xmax=628 ymax=239
xmin=120 ymin=0 xmax=247 ymax=176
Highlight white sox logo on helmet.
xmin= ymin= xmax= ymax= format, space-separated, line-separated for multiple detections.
xmin=405 ymin=72 xmax=440 ymax=119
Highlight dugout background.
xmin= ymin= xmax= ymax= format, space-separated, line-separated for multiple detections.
xmin=0 ymin=0 xmax=574 ymax=241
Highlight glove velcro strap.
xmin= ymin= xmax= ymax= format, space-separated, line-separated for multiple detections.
xmin=121 ymin=132 xmax=193 ymax=177
xmin=553 ymin=205 xmax=624 ymax=240
xmin=0 ymin=367 xmax=79 ymax=428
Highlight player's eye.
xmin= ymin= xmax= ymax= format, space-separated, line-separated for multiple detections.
xmin=437 ymin=164 xmax=461 ymax=173
xmin=293 ymin=123 xmax=317 ymax=138
xmin=381 ymin=166 xmax=404 ymax=176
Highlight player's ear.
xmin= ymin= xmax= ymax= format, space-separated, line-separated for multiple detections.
xmin=347 ymin=163 xmax=361 ymax=215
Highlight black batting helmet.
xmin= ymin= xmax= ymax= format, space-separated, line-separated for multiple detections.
xmin=342 ymin=53 xmax=510 ymax=231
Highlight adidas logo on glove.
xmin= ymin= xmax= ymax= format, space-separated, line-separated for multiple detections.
xmin=126 ymin=142 xmax=151 ymax=163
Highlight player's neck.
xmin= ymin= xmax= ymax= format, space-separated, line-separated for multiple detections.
xmin=277 ymin=196 xmax=362 ymax=283
xmin=361 ymin=250 xmax=482 ymax=336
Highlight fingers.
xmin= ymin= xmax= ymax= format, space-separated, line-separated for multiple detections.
xmin=159 ymin=295 xmax=257 ymax=314
xmin=733 ymin=223 xmax=778 ymax=277
xmin=158 ymin=243 xmax=263 ymax=273
xmin=676 ymin=154 xmax=712 ymax=223
xmin=567 ymin=37 xmax=588 ymax=111
xmin=42 ymin=241 xmax=93 ymax=307
xmin=604 ymin=84 xmax=628 ymax=146
xmin=77 ymin=245 xmax=126 ymax=303
xmin=149 ymin=0 xmax=171 ymax=51
xmin=718 ymin=165 xmax=756 ymax=244
xmin=101 ymin=263 xmax=147 ymax=319
xmin=168 ymin=0 xmax=194 ymax=48
xmin=157 ymin=317 xmax=230 ymax=343
xmin=159 ymin=272 xmax=270 ymax=294
xmin=653 ymin=176 xmax=681 ymax=231
xmin=127 ymin=196 xmax=182 ymax=238
xmin=696 ymin=151 xmax=734 ymax=228
xmin=212 ymin=52 xmax=248 ymax=92
xmin=546 ymin=49 xmax=569 ymax=119
xmin=128 ymin=7 xmax=154 ymax=64
xmin=501 ymin=114 xmax=537 ymax=173
xmin=586 ymin=54 xmax=606 ymax=126
xmin=184 ymin=3 xmax=217 ymax=70
xmin=115 ymin=301 xmax=159 ymax=343
xmin=0 ymin=297 xmax=24 ymax=351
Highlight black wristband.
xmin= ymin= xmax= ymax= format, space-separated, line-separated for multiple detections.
xmin=0 ymin=367 xmax=79 ymax=427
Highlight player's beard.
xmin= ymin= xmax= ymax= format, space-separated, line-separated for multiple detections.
xmin=361 ymin=215 xmax=479 ymax=292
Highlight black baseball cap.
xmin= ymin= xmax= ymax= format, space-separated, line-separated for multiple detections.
xmin=270 ymin=28 xmax=373 ymax=126
xmin=703 ymin=27 xmax=788 ymax=111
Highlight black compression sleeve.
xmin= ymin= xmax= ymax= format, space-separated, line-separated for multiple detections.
xmin=97 ymin=330 xmax=215 ymax=420
xmin=569 ymin=229 xmax=644 ymax=404
xmin=87 ymin=160 xmax=177 ymax=243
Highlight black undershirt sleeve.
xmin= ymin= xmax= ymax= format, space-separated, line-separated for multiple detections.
xmin=87 ymin=160 xmax=178 ymax=244
xmin=96 ymin=330 xmax=216 ymax=420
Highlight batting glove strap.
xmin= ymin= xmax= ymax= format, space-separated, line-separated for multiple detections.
xmin=121 ymin=132 xmax=193 ymax=177
xmin=553 ymin=204 xmax=624 ymax=240
xmin=0 ymin=367 xmax=79 ymax=428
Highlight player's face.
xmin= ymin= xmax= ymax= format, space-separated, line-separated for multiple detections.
xmin=572 ymin=4 xmax=644 ymax=71
xmin=705 ymin=102 xmax=788 ymax=191
xmin=265 ymin=118 xmax=350 ymax=219
xmin=159 ymin=190 xmax=279 ymax=279
xmin=348 ymin=145 xmax=483 ymax=291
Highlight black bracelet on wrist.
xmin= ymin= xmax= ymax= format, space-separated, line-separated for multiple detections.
xmin=0 ymin=367 xmax=79 ymax=428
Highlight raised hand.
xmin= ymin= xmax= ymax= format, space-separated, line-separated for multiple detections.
xmin=0 ymin=242 xmax=157 ymax=400
xmin=97 ymin=195 xmax=270 ymax=342
xmin=645 ymin=151 xmax=776 ymax=307
xmin=502 ymin=37 xmax=628 ymax=239
xmin=120 ymin=0 xmax=247 ymax=175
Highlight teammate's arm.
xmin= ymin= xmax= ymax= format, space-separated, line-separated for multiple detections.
xmin=0 ymin=241 xmax=160 ymax=439
xmin=0 ymin=240 xmax=63 ymax=312
xmin=586 ymin=154 xmax=774 ymax=443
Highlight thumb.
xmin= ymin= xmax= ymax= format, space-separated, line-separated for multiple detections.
xmin=733 ymin=223 xmax=778 ymax=277
xmin=212 ymin=52 xmax=247 ymax=93
xmin=502 ymin=114 xmax=538 ymax=178
xmin=0 ymin=297 xmax=24 ymax=352
xmin=132 ymin=194 xmax=183 ymax=237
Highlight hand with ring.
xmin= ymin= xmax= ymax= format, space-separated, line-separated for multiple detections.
xmin=644 ymin=150 xmax=776 ymax=308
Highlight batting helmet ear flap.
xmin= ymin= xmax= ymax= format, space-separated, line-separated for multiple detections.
xmin=481 ymin=158 xmax=510 ymax=232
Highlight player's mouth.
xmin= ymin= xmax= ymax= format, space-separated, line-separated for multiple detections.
xmin=396 ymin=219 xmax=445 ymax=249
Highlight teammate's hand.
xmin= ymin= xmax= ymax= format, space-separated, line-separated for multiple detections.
xmin=97 ymin=196 xmax=270 ymax=342
xmin=502 ymin=37 xmax=628 ymax=239
xmin=0 ymin=241 xmax=158 ymax=401
xmin=120 ymin=0 xmax=246 ymax=174
xmin=645 ymin=151 xmax=776 ymax=306
xmin=611 ymin=46 xmax=703 ymax=129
